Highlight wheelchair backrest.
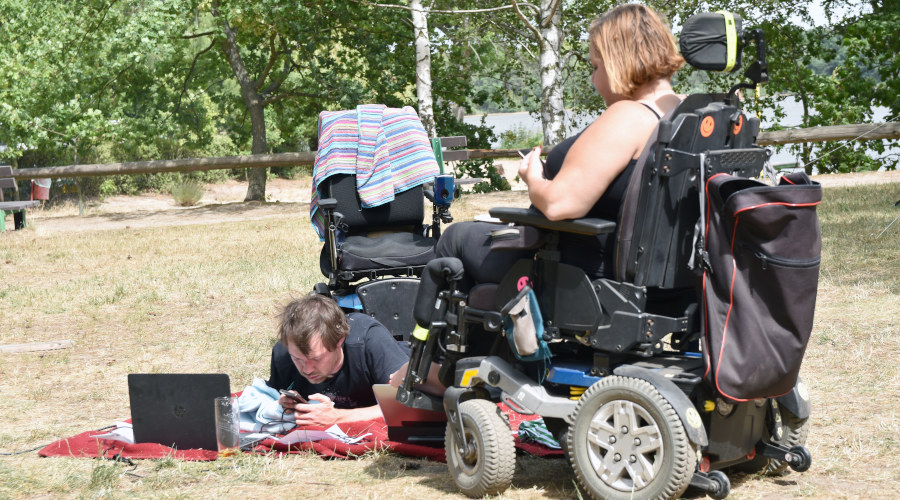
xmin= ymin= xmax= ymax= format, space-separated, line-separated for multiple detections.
xmin=322 ymin=174 xmax=426 ymax=234
xmin=614 ymin=94 xmax=763 ymax=289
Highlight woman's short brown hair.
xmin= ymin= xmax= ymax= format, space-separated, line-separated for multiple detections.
xmin=589 ymin=4 xmax=684 ymax=99
xmin=277 ymin=294 xmax=349 ymax=355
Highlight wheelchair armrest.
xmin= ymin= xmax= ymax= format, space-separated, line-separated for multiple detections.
xmin=489 ymin=207 xmax=616 ymax=236
xmin=318 ymin=197 xmax=338 ymax=211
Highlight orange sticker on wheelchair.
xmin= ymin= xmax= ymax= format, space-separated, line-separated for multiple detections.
xmin=700 ymin=116 xmax=715 ymax=137
xmin=733 ymin=115 xmax=744 ymax=135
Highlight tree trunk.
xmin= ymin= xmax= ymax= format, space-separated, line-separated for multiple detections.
xmin=218 ymin=12 xmax=268 ymax=201
xmin=410 ymin=0 xmax=436 ymax=138
xmin=538 ymin=0 xmax=565 ymax=146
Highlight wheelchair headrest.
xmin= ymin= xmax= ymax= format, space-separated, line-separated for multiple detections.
xmin=680 ymin=12 xmax=744 ymax=72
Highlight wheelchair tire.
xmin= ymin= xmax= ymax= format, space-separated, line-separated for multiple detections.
xmin=445 ymin=399 xmax=516 ymax=498
xmin=567 ymin=376 xmax=697 ymax=500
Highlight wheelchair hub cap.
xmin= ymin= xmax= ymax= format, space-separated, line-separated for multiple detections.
xmin=587 ymin=399 xmax=664 ymax=491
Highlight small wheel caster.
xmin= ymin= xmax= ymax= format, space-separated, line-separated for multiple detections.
xmin=707 ymin=470 xmax=730 ymax=499
xmin=788 ymin=445 xmax=812 ymax=472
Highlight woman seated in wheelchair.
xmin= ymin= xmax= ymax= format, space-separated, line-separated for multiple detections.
xmin=438 ymin=3 xmax=684 ymax=286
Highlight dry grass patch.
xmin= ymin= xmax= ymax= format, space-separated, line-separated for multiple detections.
xmin=1 ymin=183 xmax=898 ymax=499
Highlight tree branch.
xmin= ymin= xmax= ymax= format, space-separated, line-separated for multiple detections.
xmin=260 ymin=59 xmax=292 ymax=98
xmin=254 ymin=32 xmax=280 ymax=91
xmin=181 ymin=31 xmax=216 ymax=39
xmin=175 ymin=38 xmax=217 ymax=114
xmin=511 ymin=0 xmax=542 ymax=42
xmin=76 ymin=0 xmax=119 ymax=53
xmin=541 ymin=0 xmax=563 ymax=28
xmin=260 ymin=89 xmax=327 ymax=107
xmin=347 ymin=0 xmax=535 ymax=15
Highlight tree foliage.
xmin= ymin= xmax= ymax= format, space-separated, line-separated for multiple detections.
xmin=1 ymin=0 xmax=894 ymax=197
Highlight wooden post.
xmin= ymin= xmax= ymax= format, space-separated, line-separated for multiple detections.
xmin=757 ymin=122 xmax=900 ymax=146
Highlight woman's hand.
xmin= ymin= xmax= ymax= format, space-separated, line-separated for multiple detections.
xmin=517 ymin=146 xmax=543 ymax=186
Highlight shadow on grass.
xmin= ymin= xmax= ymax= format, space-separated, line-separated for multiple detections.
xmin=362 ymin=451 xmax=577 ymax=498
xmin=100 ymin=201 xmax=306 ymax=222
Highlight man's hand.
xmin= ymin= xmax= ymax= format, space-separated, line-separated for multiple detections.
xmin=289 ymin=394 xmax=342 ymax=427
xmin=284 ymin=393 xmax=384 ymax=427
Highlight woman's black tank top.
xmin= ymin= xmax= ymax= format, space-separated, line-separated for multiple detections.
xmin=539 ymin=103 xmax=661 ymax=278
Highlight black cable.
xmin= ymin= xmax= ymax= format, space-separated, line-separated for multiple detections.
xmin=0 ymin=445 xmax=46 ymax=456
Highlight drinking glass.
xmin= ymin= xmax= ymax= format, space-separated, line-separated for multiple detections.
xmin=214 ymin=396 xmax=240 ymax=457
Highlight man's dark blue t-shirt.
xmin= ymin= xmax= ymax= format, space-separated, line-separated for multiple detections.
xmin=266 ymin=313 xmax=409 ymax=409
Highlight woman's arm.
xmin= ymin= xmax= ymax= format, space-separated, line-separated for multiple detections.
xmin=520 ymin=100 xmax=659 ymax=221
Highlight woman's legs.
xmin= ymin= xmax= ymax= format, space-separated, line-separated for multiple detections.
xmin=436 ymin=221 xmax=532 ymax=290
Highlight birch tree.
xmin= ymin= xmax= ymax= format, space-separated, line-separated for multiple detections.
xmin=410 ymin=0 xmax=436 ymax=137
xmin=511 ymin=0 xmax=566 ymax=146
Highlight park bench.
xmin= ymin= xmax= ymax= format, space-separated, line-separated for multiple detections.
xmin=0 ymin=165 xmax=40 ymax=232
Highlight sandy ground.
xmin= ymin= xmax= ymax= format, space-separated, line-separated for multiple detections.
xmin=14 ymin=168 xmax=900 ymax=234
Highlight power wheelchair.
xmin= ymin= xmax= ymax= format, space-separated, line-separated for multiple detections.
xmin=313 ymin=136 xmax=465 ymax=340
xmin=389 ymin=13 xmax=817 ymax=500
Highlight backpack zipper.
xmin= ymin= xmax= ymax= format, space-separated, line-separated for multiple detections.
xmin=750 ymin=249 xmax=820 ymax=270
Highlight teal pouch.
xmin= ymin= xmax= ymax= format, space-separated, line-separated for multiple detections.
xmin=501 ymin=286 xmax=551 ymax=362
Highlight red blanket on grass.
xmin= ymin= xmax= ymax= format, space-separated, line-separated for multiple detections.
xmin=38 ymin=404 xmax=562 ymax=462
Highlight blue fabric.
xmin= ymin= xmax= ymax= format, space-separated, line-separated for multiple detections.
xmin=237 ymin=378 xmax=295 ymax=434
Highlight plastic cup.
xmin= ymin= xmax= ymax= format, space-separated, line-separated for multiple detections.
xmin=214 ymin=396 xmax=240 ymax=457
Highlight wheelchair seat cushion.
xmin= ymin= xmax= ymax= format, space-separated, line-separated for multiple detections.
xmin=339 ymin=232 xmax=436 ymax=271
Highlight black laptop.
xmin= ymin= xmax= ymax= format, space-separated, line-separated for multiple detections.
xmin=128 ymin=373 xmax=231 ymax=450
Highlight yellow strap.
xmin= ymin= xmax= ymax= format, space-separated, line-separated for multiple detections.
xmin=716 ymin=10 xmax=737 ymax=72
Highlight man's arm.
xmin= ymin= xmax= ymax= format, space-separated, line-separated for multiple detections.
xmin=284 ymin=394 xmax=383 ymax=427
xmin=357 ymin=315 xmax=411 ymax=385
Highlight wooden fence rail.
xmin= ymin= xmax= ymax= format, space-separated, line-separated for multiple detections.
xmin=10 ymin=122 xmax=899 ymax=180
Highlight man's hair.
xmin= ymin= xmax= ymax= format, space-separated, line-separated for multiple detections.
xmin=277 ymin=294 xmax=349 ymax=355
xmin=589 ymin=4 xmax=684 ymax=99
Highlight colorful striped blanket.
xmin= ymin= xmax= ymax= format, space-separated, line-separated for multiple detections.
xmin=310 ymin=104 xmax=439 ymax=238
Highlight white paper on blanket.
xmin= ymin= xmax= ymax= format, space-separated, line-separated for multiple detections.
xmin=277 ymin=425 xmax=371 ymax=445
xmin=277 ymin=429 xmax=333 ymax=445
xmin=93 ymin=421 xmax=135 ymax=444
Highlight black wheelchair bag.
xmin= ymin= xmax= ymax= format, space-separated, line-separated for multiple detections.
xmin=702 ymin=172 xmax=822 ymax=401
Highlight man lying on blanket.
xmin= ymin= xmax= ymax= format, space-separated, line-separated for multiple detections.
xmin=266 ymin=294 xmax=410 ymax=427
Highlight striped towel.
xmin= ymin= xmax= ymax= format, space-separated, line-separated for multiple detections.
xmin=517 ymin=418 xmax=562 ymax=449
xmin=310 ymin=105 xmax=439 ymax=238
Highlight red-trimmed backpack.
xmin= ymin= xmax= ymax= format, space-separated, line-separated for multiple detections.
xmin=701 ymin=172 xmax=822 ymax=401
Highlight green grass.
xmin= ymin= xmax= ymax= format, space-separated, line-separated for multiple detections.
xmin=0 ymin=182 xmax=897 ymax=498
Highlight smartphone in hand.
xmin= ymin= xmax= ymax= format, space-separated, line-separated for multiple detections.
xmin=279 ymin=389 xmax=308 ymax=404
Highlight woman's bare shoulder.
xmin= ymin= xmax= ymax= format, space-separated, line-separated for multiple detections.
xmin=582 ymin=100 xmax=658 ymax=140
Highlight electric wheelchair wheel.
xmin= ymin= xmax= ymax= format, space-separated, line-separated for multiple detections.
xmin=566 ymin=376 xmax=696 ymax=500
xmin=445 ymin=399 xmax=516 ymax=497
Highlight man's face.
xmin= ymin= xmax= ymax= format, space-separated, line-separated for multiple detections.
xmin=286 ymin=335 xmax=344 ymax=384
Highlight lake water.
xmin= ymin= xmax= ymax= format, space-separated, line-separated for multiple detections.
xmin=464 ymin=97 xmax=895 ymax=169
